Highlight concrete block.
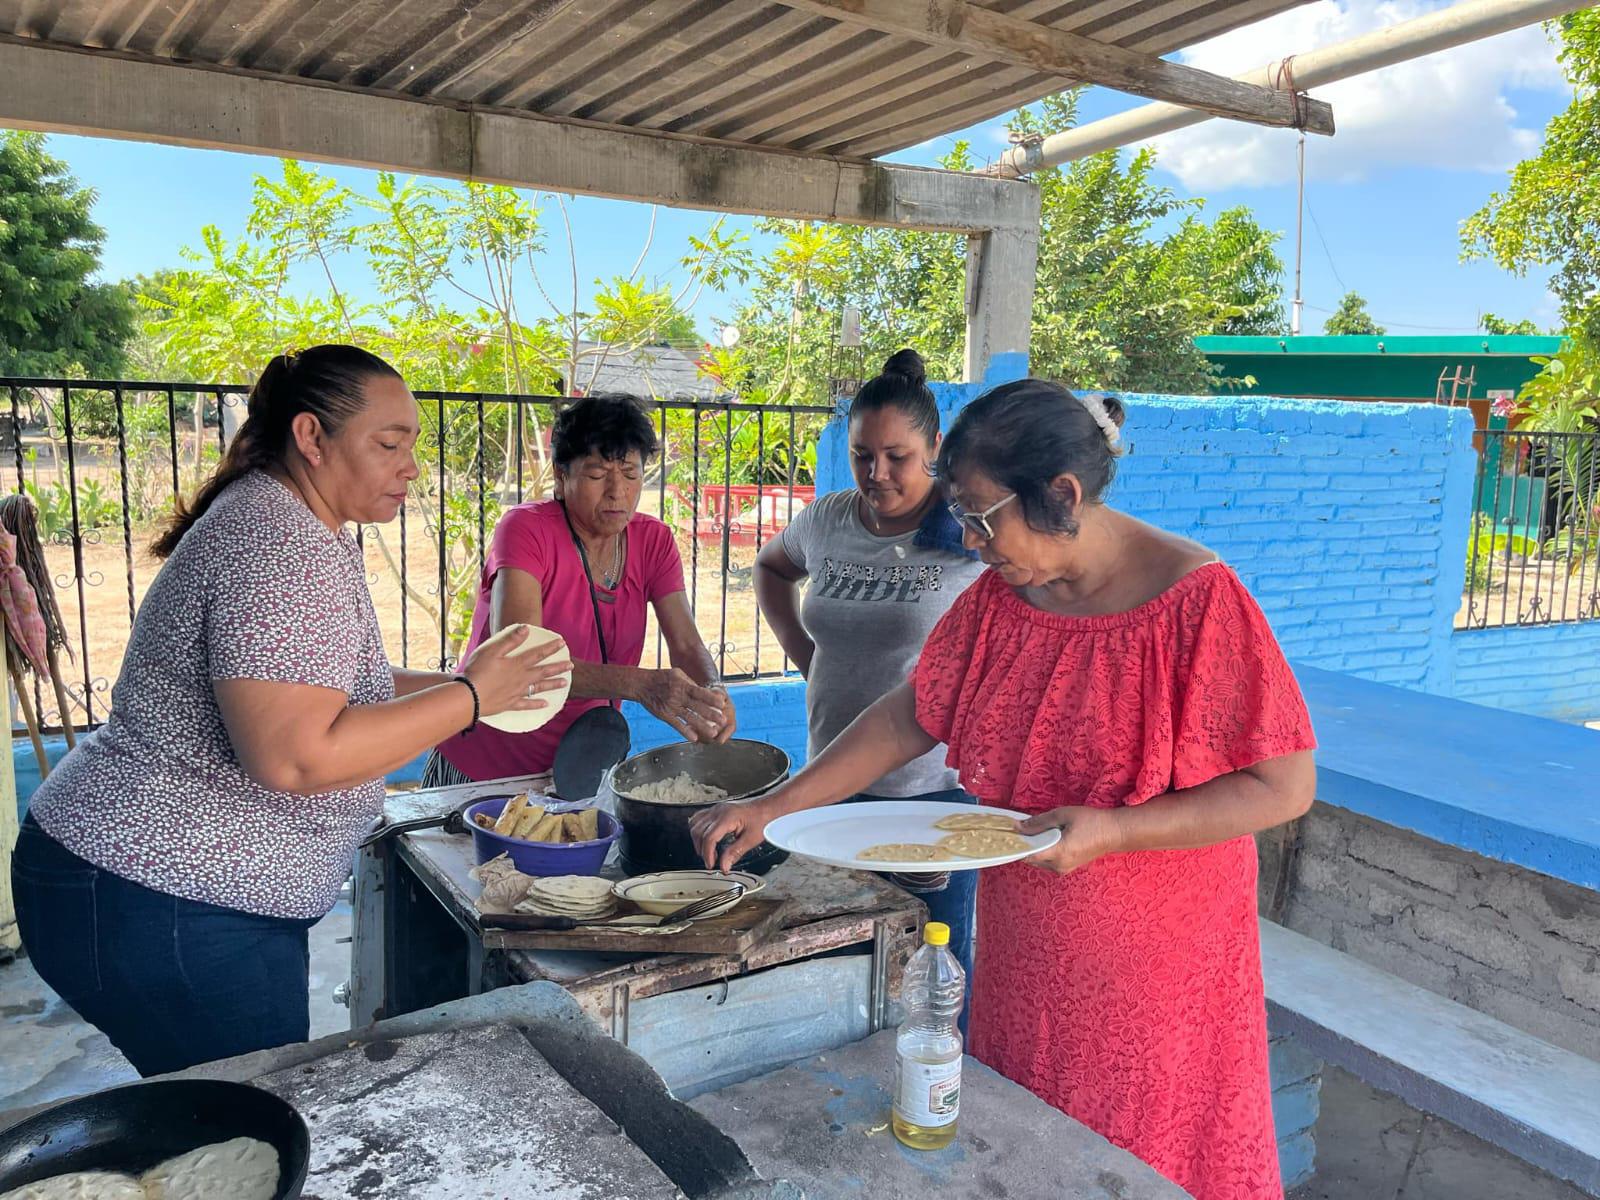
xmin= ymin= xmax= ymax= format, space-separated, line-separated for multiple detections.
xmin=1348 ymin=822 xmax=1462 ymax=896
xmin=1300 ymin=810 xmax=1350 ymax=857
xmin=1556 ymin=957 xmax=1600 ymax=1014
xmin=1466 ymin=976 xmax=1600 ymax=1062
xmin=1269 ymin=1036 xmax=1325 ymax=1090
xmin=1484 ymin=875 xmax=1600 ymax=954
xmin=1271 ymin=1077 xmax=1322 ymax=1137
xmin=1278 ymin=1130 xmax=1318 ymax=1191
xmin=1411 ymin=905 xmax=1533 ymax=978
xmin=1333 ymin=923 xmax=1467 ymax=1002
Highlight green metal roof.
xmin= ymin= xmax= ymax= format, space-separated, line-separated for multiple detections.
xmin=1195 ymin=335 xmax=1563 ymax=402
xmin=1194 ymin=335 xmax=1563 ymax=357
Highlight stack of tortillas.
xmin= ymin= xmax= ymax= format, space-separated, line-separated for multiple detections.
xmin=479 ymin=623 xmax=572 ymax=734
xmin=513 ymin=874 xmax=618 ymax=920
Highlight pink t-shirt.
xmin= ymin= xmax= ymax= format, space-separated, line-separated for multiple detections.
xmin=436 ymin=500 xmax=686 ymax=781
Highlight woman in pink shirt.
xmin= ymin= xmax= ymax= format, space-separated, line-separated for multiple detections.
xmin=426 ymin=394 xmax=735 ymax=785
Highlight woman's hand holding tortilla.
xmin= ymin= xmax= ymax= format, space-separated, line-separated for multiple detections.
xmin=460 ymin=626 xmax=572 ymax=717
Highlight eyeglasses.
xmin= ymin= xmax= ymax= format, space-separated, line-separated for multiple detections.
xmin=947 ymin=492 xmax=1017 ymax=541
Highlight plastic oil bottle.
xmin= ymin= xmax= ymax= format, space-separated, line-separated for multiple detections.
xmin=891 ymin=921 xmax=965 ymax=1150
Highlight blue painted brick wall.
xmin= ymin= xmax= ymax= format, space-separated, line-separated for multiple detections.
xmin=1452 ymin=622 xmax=1600 ymax=723
xmin=825 ymin=388 xmax=1481 ymax=695
xmin=1111 ymin=395 xmax=1478 ymax=695
xmin=620 ymin=679 xmax=810 ymax=768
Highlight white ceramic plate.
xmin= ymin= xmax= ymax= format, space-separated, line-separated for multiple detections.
xmin=612 ymin=869 xmax=764 ymax=917
xmin=764 ymin=800 xmax=1058 ymax=873
xmin=479 ymin=624 xmax=573 ymax=734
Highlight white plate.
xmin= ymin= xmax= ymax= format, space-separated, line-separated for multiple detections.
xmin=764 ymin=800 xmax=1058 ymax=873
xmin=612 ymin=869 xmax=764 ymax=917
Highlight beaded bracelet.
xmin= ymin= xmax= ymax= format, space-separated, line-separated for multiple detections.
xmin=453 ymin=675 xmax=480 ymax=733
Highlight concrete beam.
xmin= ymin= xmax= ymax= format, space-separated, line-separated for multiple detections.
xmin=0 ymin=37 xmax=1037 ymax=236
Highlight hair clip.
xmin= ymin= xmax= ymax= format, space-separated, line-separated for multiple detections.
xmin=1078 ymin=393 xmax=1121 ymax=447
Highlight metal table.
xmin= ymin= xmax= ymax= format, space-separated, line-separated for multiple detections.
xmin=351 ymin=781 xmax=925 ymax=1093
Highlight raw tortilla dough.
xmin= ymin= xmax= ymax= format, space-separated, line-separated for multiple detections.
xmin=933 ymin=812 xmax=1020 ymax=832
xmin=140 ymin=1137 xmax=279 ymax=1200
xmin=938 ymin=829 xmax=1033 ymax=859
xmin=0 ymin=1173 xmax=146 ymax=1200
xmin=625 ymin=773 xmax=729 ymax=806
xmin=479 ymin=624 xmax=572 ymax=734
xmin=856 ymin=843 xmax=943 ymax=863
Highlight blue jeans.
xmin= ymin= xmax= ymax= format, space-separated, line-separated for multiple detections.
xmin=845 ymin=787 xmax=978 ymax=1034
xmin=11 ymin=814 xmax=316 ymax=1077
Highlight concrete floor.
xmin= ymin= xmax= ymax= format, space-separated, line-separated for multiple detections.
xmin=1288 ymin=1066 xmax=1588 ymax=1200
xmin=0 ymin=901 xmax=354 ymax=1112
xmin=1 ymin=914 xmax=1592 ymax=1200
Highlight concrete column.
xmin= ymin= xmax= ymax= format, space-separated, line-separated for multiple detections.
xmin=962 ymin=216 xmax=1040 ymax=384
xmin=1 ymin=635 xmax=19 ymax=956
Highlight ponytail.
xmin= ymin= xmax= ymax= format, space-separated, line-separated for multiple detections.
xmin=151 ymin=345 xmax=400 ymax=559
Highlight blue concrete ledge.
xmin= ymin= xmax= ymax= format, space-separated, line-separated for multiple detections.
xmin=1298 ymin=663 xmax=1600 ymax=891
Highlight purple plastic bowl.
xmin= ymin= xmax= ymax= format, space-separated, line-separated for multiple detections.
xmin=464 ymin=796 xmax=619 ymax=877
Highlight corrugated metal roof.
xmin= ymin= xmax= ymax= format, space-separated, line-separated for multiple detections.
xmin=1 ymin=0 xmax=1312 ymax=160
xmin=569 ymin=341 xmax=726 ymax=401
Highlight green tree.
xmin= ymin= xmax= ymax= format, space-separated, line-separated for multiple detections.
xmin=1461 ymin=12 xmax=1600 ymax=336
xmin=137 ymin=159 xmax=751 ymax=659
xmin=1480 ymin=313 xmax=1543 ymax=336
xmin=0 ymin=132 xmax=136 ymax=377
xmin=1323 ymin=291 xmax=1385 ymax=336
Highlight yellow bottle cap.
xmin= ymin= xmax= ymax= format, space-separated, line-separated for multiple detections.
xmin=924 ymin=922 xmax=950 ymax=946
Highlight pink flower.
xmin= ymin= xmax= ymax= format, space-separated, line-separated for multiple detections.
xmin=1491 ymin=396 xmax=1517 ymax=419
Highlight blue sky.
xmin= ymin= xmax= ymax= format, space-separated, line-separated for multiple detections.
xmin=37 ymin=0 xmax=1572 ymax=341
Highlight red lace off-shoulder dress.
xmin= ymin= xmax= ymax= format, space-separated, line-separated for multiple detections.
xmin=913 ymin=564 xmax=1317 ymax=1200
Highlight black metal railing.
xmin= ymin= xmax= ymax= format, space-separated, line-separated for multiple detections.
xmin=0 ymin=378 xmax=833 ymax=732
xmin=1462 ymin=428 xmax=1600 ymax=629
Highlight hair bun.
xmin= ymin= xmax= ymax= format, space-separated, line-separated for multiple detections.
xmin=881 ymin=348 xmax=926 ymax=387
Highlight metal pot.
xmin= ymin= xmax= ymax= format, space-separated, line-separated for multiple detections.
xmin=609 ymin=739 xmax=791 ymax=876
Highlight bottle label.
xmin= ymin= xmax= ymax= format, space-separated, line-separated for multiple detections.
xmin=894 ymin=1056 xmax=961 ymax=1127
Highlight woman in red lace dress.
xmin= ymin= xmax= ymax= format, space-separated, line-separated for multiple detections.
xmin=694 ymin=379 xmax=1317 ymax=1200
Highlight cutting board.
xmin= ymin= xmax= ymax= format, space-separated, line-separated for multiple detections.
xmin=475 ymin=895 xmax=793 ymax=954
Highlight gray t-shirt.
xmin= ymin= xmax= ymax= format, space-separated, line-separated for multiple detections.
xmin=30 ymin=472 xmax=395 ymax=919
xmin=781 ymin=489 xmax=985 ymax=797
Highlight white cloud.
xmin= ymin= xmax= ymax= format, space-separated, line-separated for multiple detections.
xmin=1148 ymin=0 xmax=1567 ymax=190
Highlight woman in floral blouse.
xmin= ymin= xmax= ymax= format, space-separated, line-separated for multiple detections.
xmin=13 ymin=345 xmax=568 ymax=1075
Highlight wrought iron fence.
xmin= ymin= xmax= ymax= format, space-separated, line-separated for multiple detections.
xmin=0 ymin=378 xmax=833 ymax=732
xmin=1461 ymin=427 xmax=1600 ymax=629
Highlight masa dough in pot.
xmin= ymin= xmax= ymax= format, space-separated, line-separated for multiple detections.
xmin=625 ymin=773 xmax=729 ymax=806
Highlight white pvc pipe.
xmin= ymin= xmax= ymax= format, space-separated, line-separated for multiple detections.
xmin=990 ymin=0 xmax=1585 ymax=177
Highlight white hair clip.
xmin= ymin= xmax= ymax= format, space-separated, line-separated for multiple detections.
xmin=1079 ymin=393 xmax=1121 ymax=448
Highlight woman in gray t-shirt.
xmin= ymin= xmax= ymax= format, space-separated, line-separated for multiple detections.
xmin=754 ymin=349 xmax=985 ymax=985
